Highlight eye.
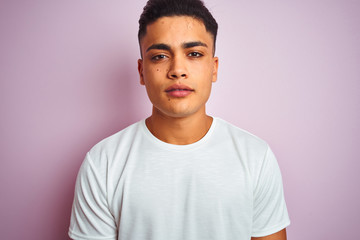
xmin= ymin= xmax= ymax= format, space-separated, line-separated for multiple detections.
xmin=151 ymin=54 xmax=168 ymax=61
xmin=188 ymin=52 xmax=203 ymax=58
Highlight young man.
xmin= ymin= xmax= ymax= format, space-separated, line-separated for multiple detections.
xmin=69 ymin=0 xmax=290 ymax=239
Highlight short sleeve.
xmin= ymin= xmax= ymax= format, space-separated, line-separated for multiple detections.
xmin=69 ymin=153 xmax=117 ymax=240
xmin=252 ymin=146 xmax=290 ymax=237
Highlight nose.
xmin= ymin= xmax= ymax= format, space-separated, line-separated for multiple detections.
xmin=167 ymin=56 xmax=188 ymax=80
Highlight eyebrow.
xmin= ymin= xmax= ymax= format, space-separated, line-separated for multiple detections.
xmin=146 ymin=41 xmax=208 ymax=52
xmin=182 ymin=41 xmax=208 ymax=49
xmin=146 ymin=43 xmax=171 ymax=52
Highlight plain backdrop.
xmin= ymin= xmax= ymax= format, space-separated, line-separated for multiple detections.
xmin=1 ymin=0 xmax=359 ymax=239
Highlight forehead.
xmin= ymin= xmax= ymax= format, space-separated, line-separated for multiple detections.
xmin=141 ymin=16 xmax=213 ymax=50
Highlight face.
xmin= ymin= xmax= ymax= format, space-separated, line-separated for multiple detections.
xmin=138 ymin=16 xmax=219 ymax=119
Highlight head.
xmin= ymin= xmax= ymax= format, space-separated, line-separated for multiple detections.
xmin=137 ymin=0 xmax=219 ymax=120
xmin=138 ymin=0 xmax=218 ymax=56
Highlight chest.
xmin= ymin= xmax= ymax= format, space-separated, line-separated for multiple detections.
xmin=110 ymin=149 xmax=253 ymax=221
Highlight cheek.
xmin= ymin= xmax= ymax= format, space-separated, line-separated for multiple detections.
xmin=142 ymin=72 xmax=163 ymax=94
xmin=200 ymin=71 xmax=215 ymax=95
xmin=144 ymin=64 xmax=166 ymax=77
xmin=193 ymin=65 xmax=215 ymax=83
xmin=191 ymin=59 xmax=214 ymax=74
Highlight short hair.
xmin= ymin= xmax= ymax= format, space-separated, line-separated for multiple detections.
xmin=138 ymin=0 xmax=218 ymax=54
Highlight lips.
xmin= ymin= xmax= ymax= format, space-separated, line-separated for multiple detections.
xmin=165 ymin=84 xmax=194 ymax=97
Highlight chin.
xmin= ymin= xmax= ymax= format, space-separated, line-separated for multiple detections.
xmin=158 ymin=107 xmax=203 ymax=119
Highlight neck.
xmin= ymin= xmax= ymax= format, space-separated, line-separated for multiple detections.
xmin=145 ymin=109 xmax=213 ymax=145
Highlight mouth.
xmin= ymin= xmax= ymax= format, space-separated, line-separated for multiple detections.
xmin=165 ymin=84 xmax=194 ymax=97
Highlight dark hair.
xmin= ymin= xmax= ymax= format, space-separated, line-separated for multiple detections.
xmin=138 ymin=0 xmax=218 ymax=53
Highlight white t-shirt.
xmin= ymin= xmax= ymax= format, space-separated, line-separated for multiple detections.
xmin=69 ymin=117 xmax=290 ymax=240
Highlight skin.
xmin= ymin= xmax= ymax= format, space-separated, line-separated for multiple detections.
xmin=251 ymin=229 xmax=287 ymax=240
xmin=138 ymin=16 xmax=218 ymax=145
xmin=138 ymin=16 xmax=287 ymax=239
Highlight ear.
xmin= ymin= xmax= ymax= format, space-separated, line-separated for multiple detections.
xmin=212 ymin=57 xmax=219 ymax=83
xmin=138 ymin=59 xmax=145 ymax=85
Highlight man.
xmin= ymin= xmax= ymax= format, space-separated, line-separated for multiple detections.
xmin=69 ymin=0 xmax=290 ymax=239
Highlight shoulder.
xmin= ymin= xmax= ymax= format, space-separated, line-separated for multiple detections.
xmin=214 ymin=117 xmax=269 ymax=152
xmin=213 ymin=118 xmax=281 ymax=184
xmin=87 ymin=120 xmax=144 ymax=164
xmin=213 ymin=117 xmax=273 ymax=173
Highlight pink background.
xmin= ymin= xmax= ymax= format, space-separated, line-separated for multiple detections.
xmin=1 ymin=0 xmax=359 ymax=239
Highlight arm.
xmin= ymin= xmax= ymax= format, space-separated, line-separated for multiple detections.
xmin=69 ymin=153 xmax=117 ymax=239
xmin=251 ymin=146 xmax=290 ymax=238
xmin=251 ymin=228 xmax=287 ymax=240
